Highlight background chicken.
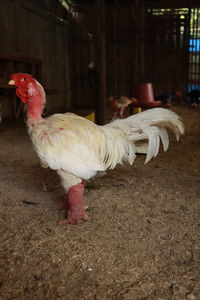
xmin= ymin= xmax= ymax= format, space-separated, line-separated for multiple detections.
xmin=108 ymin=96 xmax=137 ymax=118
xmin=155 ymin=90 xmax=182 ymax=107
xmin=9 ymin=73 xmax=184 ymax=224
xmin=187 ymin=89 xmax=200 ymax=108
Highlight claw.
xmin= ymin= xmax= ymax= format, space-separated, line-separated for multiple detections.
xmin=59 ymin=213 xmax=89 ymax=225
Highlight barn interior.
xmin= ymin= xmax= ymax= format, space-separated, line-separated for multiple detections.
xmin=0 ymin=0 xmax=200 ymax=299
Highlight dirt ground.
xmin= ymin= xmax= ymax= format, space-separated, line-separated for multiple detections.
xmin=0 ymin=105 xmax=200 ymax=300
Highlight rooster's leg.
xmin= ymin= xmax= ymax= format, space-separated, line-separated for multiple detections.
xmin=60 ymin=182 xmax=88 ymax=225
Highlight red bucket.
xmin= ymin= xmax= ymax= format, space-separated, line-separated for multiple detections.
xmin=134 ymin=83 xmax=161 ymax=108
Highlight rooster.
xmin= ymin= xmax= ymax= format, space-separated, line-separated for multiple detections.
xmin=9 ymin=73 xmax=184 ymax=224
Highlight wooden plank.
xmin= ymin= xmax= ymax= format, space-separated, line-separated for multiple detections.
xmin=0 ymin=52 xmax=42 ymax=65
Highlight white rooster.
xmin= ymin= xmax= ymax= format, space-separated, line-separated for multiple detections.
xmin=9 ymin=73 xmax=184 ymax=224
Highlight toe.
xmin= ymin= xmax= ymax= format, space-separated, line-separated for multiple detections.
xmin=59 ymin=213 xmax=89 ymax=225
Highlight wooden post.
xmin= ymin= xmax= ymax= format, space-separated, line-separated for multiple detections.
xmin=14 ymin=0 xmax=23 ymax=52
xmin=96 ymin=0 xmax=107 ymax=125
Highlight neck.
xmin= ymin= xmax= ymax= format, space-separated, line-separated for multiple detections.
xmin=27 ymin=82 xmax=45 ymax=122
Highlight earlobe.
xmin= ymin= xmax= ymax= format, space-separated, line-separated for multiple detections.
xmin=28 ymin=82 xmax=35 ymax=97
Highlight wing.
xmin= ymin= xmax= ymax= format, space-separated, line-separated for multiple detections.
xmin=29 ymin=113 xmax=107 ymax=179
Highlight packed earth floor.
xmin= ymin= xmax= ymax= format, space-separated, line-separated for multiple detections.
xmin=0 ymin=105 xmax=200 ymax=300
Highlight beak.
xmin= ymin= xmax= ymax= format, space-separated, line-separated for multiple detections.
xmin=8 ymin=79 xmax=15 ymax=85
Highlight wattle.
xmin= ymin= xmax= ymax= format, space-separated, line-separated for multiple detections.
xmin=16 ymin=87 xmax=28 ymax=103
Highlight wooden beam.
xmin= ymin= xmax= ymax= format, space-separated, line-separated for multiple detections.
xmin=96 ymin=0 xmax=107 ymax=125
xmin=145 ymin=0 xmax=200 ymax=9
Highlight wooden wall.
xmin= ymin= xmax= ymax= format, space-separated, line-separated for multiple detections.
xmin=2 ymin=0 xmax=196 ymax=122
xmin=67 ymin=1 xmax=141 ymax=114
xmin=144 ymin=8 xmax=190 ymax=95
xmin=106 ymin=3 xmax=138 ymax=97
xmin=144 ymin=1 xmax=200 ymax=96
xmin=0 ymin=0 xmax=142 ymax=122
xmin=67 ymin=4 xmax=96 ymax=110
xmin=0 ymin=0 xmax=71 ymax=120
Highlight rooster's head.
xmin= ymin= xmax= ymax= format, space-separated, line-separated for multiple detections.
xmin=9 ymin=73 xmax=38 ymax=104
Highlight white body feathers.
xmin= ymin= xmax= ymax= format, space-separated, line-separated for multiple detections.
xmin=28 ymin=108 xmax=184 ymax=183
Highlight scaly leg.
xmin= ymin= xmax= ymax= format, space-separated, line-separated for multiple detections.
xmin=59 ymin=182 xmax=88 ymax=225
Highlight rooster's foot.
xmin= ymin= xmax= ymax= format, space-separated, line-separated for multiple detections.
xmin=59 ymin=211 xmax=89 ymax=225
xmin=59 ymin=182 xmax=88 ymax=225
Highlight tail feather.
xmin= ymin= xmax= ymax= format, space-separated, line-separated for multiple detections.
xmin=159 ymin=128 xmax=169 ymax=152
xmin=106 ymin=108 xmax=184 ymax=166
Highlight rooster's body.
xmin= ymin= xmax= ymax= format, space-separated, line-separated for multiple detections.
xmin=9 ymin=73 xmax=184 ymax=224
